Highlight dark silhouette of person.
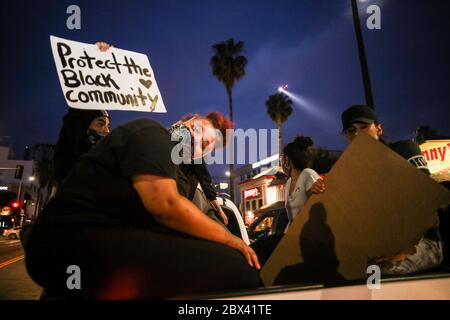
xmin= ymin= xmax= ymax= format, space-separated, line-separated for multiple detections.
xmin=274 ymin=203 xmax=345 ymax=285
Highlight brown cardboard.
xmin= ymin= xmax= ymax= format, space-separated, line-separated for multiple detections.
xmin=261 ymin=134 xmax=450 ymax=286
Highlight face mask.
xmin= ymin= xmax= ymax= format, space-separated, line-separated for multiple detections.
xmin=86 ymin=129 xmax=106 ymax=148
xmin=169 ymin=124 xmax=191 ymax=144
xmin=169 ymin=124 xmax=196 ymax=160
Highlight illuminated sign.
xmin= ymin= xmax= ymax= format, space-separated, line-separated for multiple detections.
xmin=420 ymin=140 xmax=450 ymax=175
xmin=244 ymin=187 xmax=261 ymax=199
xmin=0 ymin=186 xmax=8 ymax=191
xmin=219 ymin=183 xmax=229 ymax=190
xmin=1 ymin=206 xmax=11 ymax=216
xmin=252 ymin=154 xmax=279 ymax=169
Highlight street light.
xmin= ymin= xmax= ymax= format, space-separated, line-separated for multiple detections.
xmin=351 ymin=0 xmax=375 ymax=109
xmin=29 ymin=176 xmax=35 ymax=181
xmin=225 ymin=171 xmax=231 ymax=177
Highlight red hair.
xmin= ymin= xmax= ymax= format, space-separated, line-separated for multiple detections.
xmin=206 ymin=112 xmax=234 ymax=146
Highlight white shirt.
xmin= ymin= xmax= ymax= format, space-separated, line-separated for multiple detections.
xmin=284 ymin=168 xmax=320 ymax=225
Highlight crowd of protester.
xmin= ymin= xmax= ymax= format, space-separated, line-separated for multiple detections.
xmin=21 ymin=43 xmax=449 ymax=299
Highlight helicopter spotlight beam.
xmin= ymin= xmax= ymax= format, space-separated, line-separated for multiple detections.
xmin=277 ymin=84 xmax=289 ymax=93
xmin=278 ymin=88 xmax=334 ymax=124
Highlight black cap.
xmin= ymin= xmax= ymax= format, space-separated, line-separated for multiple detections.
xmin=389 ymin=140 xmax=430 ymax=175
xmin=341 ymin=105 xmax=378 ymax=131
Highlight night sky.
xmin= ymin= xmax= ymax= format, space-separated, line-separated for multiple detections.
xmin=1 ymin=0 xmax=449 ymax=178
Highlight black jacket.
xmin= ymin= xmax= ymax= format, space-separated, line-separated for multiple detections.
xmin=179 ymin=161 xmax=217 ymax=202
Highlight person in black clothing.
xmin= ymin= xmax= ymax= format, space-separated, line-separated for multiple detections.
xmin=52 ymin=42 xmax=112 ymax=190
xmin=171 ymin=112 xmax=233 ymax=225
xmin=23 ymin=118 xmax=260 ymax=299
xmin=337 ymin=104 xmax=443 ymax=274
xmin=53 ymin=108 xmax=110 ymax=188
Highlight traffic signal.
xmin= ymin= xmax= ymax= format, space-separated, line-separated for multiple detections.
xmin=14 ymin=165 xmax=24 ymax=179
xmin=11 ymin=201 xmax=20 ymax=209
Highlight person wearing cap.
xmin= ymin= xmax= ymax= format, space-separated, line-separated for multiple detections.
xmin=341 ymin=105 xmax=430 ymax=173
xmin=53 ymin=108 xmax=110 ymax=188
xmin=317 ymin=104 xmax=443 ymax=275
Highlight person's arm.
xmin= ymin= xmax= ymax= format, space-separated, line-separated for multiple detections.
xmin=209 ymin=199 xmax=228 ymax=225
xmin=307 ymin=178 xmax=326 ymax=197
xmin=306 ymin=171 xmax=326 ymax=197
xmin=376 ymin=236 xmax=443 ymax=275
xmin=132 ymin=174 xmax=259 ymax=269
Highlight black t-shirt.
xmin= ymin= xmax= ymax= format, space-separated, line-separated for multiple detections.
xmin=179 ymin=161 xmax=217 ymax=201
xmin=39 ymin=118 xmax=177 ymax=228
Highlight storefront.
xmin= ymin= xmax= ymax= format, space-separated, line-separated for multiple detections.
xmin=420 ymin=139 xmax=450 ymax=182
xmin=239 ymin=167 xmax=286 ymax=225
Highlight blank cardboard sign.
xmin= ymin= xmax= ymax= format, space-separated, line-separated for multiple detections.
xmin=261 ymin=134 xmax=450 ymax=286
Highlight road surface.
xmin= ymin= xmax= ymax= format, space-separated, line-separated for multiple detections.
xmin=0 ymin=237 xmax=42 ymax=300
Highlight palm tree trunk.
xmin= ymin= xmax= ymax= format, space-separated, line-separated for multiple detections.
xmin=34 ymin=187 xmax=41 ymax=220
xmin=278 ymin=122 xmax=282 ymax=167
xmin=351 ymin=0 xmax=375 ymax=109
xmin=226 ymin=86 xmax=235 ymax=202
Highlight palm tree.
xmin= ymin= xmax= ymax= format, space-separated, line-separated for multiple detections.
xmin=210 ymin=38 xmax=248 ymax=201
xmin=266 ymin=92 xmax=293 ymax=163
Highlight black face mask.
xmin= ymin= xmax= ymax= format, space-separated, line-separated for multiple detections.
xmin=86 ymin=129 xmax=106 ymax=148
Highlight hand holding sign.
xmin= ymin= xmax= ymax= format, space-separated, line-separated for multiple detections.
xmin=96 ymin=41 xmax=112 ymax=52
xmin=50 ymin=36 xmax=166 ymax=113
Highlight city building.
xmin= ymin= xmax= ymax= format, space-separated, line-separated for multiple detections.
xmin=0 ymin=146 xmax=39 ymax=226
xmin=24 ymin=144 xmax=56 ymax=162
xmin=23 ymin=144 xmax=56 ymax=219
xmin=419 ymin=139 xmax=450 ymax=182
xmin=235 ymin=154 xmax=282 ymax=216
xmin=239 ymin=166 xmax=287 ymax=224
xmin=235 ymin=149 xmax=342 ymax=224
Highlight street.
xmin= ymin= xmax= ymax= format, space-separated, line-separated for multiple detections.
xmin=0 ymin=237 xmax=42 ymax=300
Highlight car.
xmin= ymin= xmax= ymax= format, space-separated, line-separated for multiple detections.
xmin=213 ymin=193 xmax=250 ymax=245
xmin=0 ymin=191 xmax=22 ymax=234
xmin=247 ymin=201 xmax=288 ymax=243
xmin=2 ymin=227 xmax=22 ymax=240
xmin=192 ymin=186 xmax=250 ymax=244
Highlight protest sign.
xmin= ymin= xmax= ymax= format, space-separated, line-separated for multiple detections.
xmin=261 ymin=134 xmax=450 ymax=286
xmin=50 ymin=35 xmax=166 ymax=113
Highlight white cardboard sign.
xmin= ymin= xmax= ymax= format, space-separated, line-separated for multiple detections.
xmin=50 ymin=35 xmax=166 ymax=113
